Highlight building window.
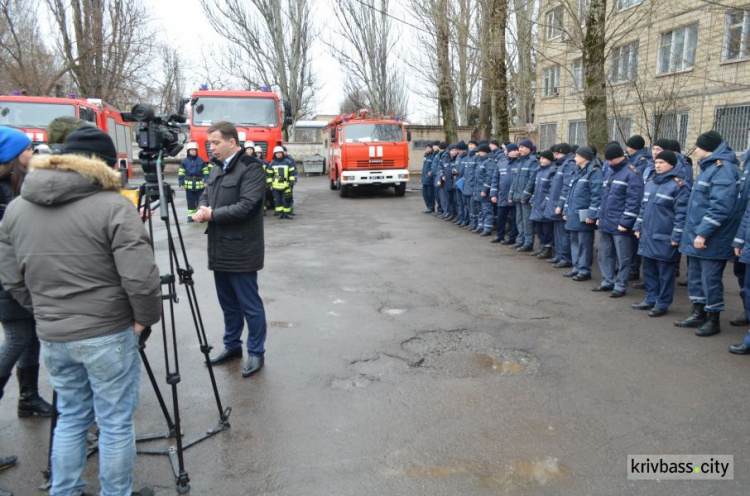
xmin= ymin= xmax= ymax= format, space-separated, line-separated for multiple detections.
xmin=610 ymin=41 xmax=639 ymax=83
xmin=577 ymin=0 xmax=587 ymax=26
xmin=546 ymin=7 xmax=564 ymax=40
xmin=568 ymin=119 xmax=587 ymax=147
xmin=540 ymin=123 xmax=558 ymax=151
xmin=608 ymin=116 xmax=633 ymax=143
xmin=658 ymin=24 xmax=698 ymax=74
xmin=617 ymin=0 xmax=642 ymax=11
xmin=653 ymin=110 xmax=689 ymax=151
xmin=412 ymin=140 xmax=433 ymax=150
xmin=714 ymin=104 xmax=750 ymax=152
xmin=725 ymin=10 xmax=750 ymax=61
xmin=542 ymin=66 xmax=561 ymax=97
xmin=572 ymin=58 xmax=583 ymax=91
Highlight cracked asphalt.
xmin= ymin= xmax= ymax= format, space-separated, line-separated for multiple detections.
xmin=1 ymin=174 xmax=749 ymax=495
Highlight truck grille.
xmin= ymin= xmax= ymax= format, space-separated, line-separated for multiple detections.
xmin=356 ymin=159 xmax=395 ymax=168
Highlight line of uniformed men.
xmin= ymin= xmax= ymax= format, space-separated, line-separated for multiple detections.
xmin=420 ymin=130 xmax=750 ymax=356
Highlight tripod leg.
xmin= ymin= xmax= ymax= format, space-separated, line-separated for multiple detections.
xmin=138 ymin=345 xmax=176 ymax=438
xmin=39 ymin=391 xmax=58 ymax=490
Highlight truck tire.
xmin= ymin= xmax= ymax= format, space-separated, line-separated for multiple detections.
xmin=394 ymin=182 xmax=406 ymax=197
xmin=338 ymin=177 xmax=349 ymax=197
xmin=330 ymin=177 xmax=337 ymax=190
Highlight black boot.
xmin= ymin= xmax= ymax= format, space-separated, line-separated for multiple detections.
xmin=0 ymin=455 xmax=15 ymax=471
xmin=674 ymin=304 xmax=707 ymax=328
xmin=730 ymin=294 xmax=749 ymax=326
xmin=537 ymin=246 xmax=554 ymax=259
xmin=696 ymin=312 xmax=721 ymax=337
xmin=17 ymin=365 xmax=53 ymax=418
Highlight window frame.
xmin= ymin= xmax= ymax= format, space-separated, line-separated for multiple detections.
xmin=572 ymin=58 xmax=584 ymax=92
xmin=568 ymin=119 xmax=588 ymax=147
xmin=657 ymin=23 xmax=699 ymax=75
xmin=546 ymin=7 xmax=564 ymax=41
xmin=724 ymin=9 xmax=750 ymax=61
xmin=539 ymin=122 xmax=558 ymax=151
xmin=542 ymin=65 xmax=561 ymax=97
xmin=616 ymin=0 xmax=643 ymax=12
xmin=610 ymin=40 xmax=639 ymax=84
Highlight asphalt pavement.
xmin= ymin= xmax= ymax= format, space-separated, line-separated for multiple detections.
xmin=1 ymin=174 xmax=749 ymax=495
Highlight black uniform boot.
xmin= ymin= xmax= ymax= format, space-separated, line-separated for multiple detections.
xmin=17 ymin=365 xmax=53 ymax=418
xmin=730 ymin=294 xmax=749 ymax=326
xmin=696 ymin=312 xmax=721 ymax=337
xmin=537 ymin=246 xmax=554 ymax=259
xmin=674 ymin=304 xmax=707 ymax=328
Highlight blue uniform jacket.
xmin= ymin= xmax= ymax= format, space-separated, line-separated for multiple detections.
xmin=679 ymin=141 xmax=742 ymax=260
xmin=178 ymin=155 xmax=208 ymax=186
xmin=441 ymin=154 xmax=457 ymax=189
xmin=564 ymin=161 xmax=603 ymax=232
xmin=730 ymin=150 xmax=750 ymax=256
xmin=546 ymin=154 xmax=577 ymax=221
xmin=473 ymin=154 xmax=491 ymax=202
xmin=530 ymin=163 xmax=558 ymax=222
xmin=629 ymin=148 xmax=653 ymax=175
xmin=462 ymin=151 xmax=477 ymax=196
xmin=509 ymin=153 xmax=539 ymax=202
xmin=490 ymin=156 xmax=517 ymax=207
xmin=421 ymin=152 xmax=433 ymax=184
xmin=453 ymin=152 xmax=467 ymax=190
xmin=430 ymin=151 xmax=443 ymax=187
xmin=597 ymin=159 xmax=644 ymax=234
xmin=634 ymin=169 xmax=689 ymax=262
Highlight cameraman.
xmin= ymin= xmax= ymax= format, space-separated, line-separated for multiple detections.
xmin=0 ymin=127 xmax=161 ymax=496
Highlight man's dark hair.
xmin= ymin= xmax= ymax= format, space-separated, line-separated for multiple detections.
xmin=207 ymin=121 xmax=239 ymax=145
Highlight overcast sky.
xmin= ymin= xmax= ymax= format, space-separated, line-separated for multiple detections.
xmin=151 ymin=0 xmax=366 ymax=119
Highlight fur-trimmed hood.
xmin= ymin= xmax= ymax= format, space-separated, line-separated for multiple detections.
xmin=22 ymin=154 xmax=121 ymax=206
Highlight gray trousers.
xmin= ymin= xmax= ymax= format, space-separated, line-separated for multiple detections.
xmin=598 ymin=232 xmax=635 ymax=292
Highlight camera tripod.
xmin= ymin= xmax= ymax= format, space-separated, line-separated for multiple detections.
xmin=40 ymin=150 xmax=231 ymax=494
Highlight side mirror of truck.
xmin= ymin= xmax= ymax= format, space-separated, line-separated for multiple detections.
xmin=406 ymin=131 xmax=412 ymax=142
xmin=284 ymin=100 xmax=292 ymax=119
xmin=284 ymin=117 xmax=293 ymax=126
xmin=330 ymin=128 xmax=336 ymax=141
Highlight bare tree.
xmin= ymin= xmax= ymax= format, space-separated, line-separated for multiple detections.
xmin=46 ymin=0 xmax=156 ymax=107
xmin=0 ymin=0 xmax=67 ymax=95
xmin=450 ymin=0 xmax=482 ymax=126
xmin=339 ymin=83 xmax=370 ymax=115
xmin=509 ymin=0 xmax=536 ymax=125
xmin=200 ymin=0 xmax=317 ymax=133
xmin=436 ymin=0 xmax=458 ymax=141
xmin=327 ymin=0 xmax=408 ymax=117
xmin=487 ymin=0 xmax=510 ymax=141
xmin=149 ymin=44 xmax=186 ymax=115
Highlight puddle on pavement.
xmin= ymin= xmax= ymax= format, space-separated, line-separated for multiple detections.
xmin=474 ymin=353 xmax=528 ymax=374
xmin=267 ymin=321 xmax=295 ymax=328
xmin=510 ymin=457 xmax=565 ymax=485
xmin=404 ymin=457 xmax=565 ymax=488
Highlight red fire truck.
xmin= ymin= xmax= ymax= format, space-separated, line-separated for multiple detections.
xmin=188 ymin=88 xmax=291 ymax=163
xmin=0 ymin=94 xmax=134 ymax=178
xmin=326 ymin=109 xmax=410 ymax=197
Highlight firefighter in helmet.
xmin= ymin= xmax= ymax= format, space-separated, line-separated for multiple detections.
xmin=178 ymin=141 xmax=210 ymax=222
xmin=270 ymin=146 xmax=296 ymax=219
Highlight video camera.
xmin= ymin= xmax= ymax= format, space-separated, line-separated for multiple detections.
xmin=121 ymin=103 xmax=187 ymax=180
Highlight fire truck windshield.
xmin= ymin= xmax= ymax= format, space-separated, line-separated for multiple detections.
xmin=192 ymin=97 xmax=279 ymax=127
xmin=343 ymin=123 xmax=403 ymax=143
xmin=0 ymin=102 xmax=75 ymax=128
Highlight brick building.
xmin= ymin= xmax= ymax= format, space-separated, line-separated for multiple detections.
xmin=534 ymin=0 xmax=750 ymax=156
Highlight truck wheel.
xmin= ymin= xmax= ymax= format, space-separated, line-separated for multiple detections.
xmin=330 ymin=178 xmax=337 ymax=190
xmin=394 ymin=183 xmax=406 ymax=197
xmin=338 ymin=177 xmax=349 ymax=197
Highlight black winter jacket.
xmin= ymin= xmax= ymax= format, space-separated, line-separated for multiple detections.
xmin=200 ymin=148 xmax=266 ymax=272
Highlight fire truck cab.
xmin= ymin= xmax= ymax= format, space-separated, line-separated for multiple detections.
xmin=188 ymin=88 xmax=290 ymax=163
xmin=0 ymin=95 xmax=134 ymax=178
xmin=326 ymin=110 xmax=410 ymax=197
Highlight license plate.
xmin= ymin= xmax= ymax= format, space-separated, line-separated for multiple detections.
xmin=370 ymin=176 xmax=383 ymax=180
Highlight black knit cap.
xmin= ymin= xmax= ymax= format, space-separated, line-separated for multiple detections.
xmin=456 ymin=140 xmax=468 ymax=151
xmin=556 ymin=142 xmax=572 ymax=155
xmin=571 ymin=144 xmax=579 ymax=154
xmin=439 ymin=141 xmax=447 ymax=149
xmin=490 ymin=139 xmax=500 ymax=147
xmin=591 ymin=145 xmax=598 ymax=157
xmin=696 ymin=131 xmax=722 ymax=153
xmin=540 ymin=150 xmax=554 ymax=162
xmin=668 ymin=139 xmax=682 ymax=153
xmin=655 ymin=150 xmax=677 ymax=166
xmin=62 ymin=127 xmax=117 ymax=167
xmin=604 ymin=143 xmax=625 ymax=160
xmin=576 ymin=146 xmax=594 ymax=161
xmin=477 ymin=144 xmax=492 ymax=154
xmin=469 ymin=139 xmax=479 ymax=146
xmin=626 ymin=135 xmax=646 ymax=150
xmin=652 ymin=138 xmax=671 ymax=150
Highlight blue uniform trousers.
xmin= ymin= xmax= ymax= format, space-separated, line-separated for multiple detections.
xmin=422 ymin=184 xmax=435 ymax=212
xmin=629 ymin=236 xmax=641 ymax=279
xmin=455 ymin=191 xmax=466 ymax=223
xmin=643 ymin=256 xmax=677 ymax=310
xmin=687 ymin=257 xmax=728 ymax=313
xmin=536 ymin=221 xmax=554 ymax=246
xmin=185 ymin=189 xmax=203 ymax=214
xmin=570 ymin=231 xmax=595 ymax=276
xmin=741 ymin=266 xmax=750 ymax=346
xmin=553 ymin=221 xmax=572 ymax=264
xmin=496 ymin=206 xmax=518 ymax=241
xmin=470 ymin=199 xmax=480 ymax=229
xmin=480 ymin=202 xmax=494 ymax=233
xmin=598 ymin=233 xmax=635 ymax=292
xmin=733 ymin=259 xmax=745 ymax=295
xmin=515 ymin=202 xmax=534 ymax=247
xmin=437 ymin=185 xmax=450 ymax=214
xmin=214 ymin=271 xmax=267 ymax=356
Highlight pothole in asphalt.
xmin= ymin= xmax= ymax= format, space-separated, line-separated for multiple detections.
xmin=401 ymin=330 xmax=540 ymax=378
xmin=330 ymin=374 xmax=377 ymax=390
xmin=380 ymin=307 xmax=407 ymax=316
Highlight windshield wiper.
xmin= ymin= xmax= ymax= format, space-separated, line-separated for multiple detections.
xmin=237 ymin=122 xmax=265 ymax=126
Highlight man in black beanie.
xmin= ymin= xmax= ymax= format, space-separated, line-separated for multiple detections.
xmin=592 ymin=143 xmax=644 ymax=297
xmin=625 ymin=135 xmax=652 ymax=175
xmin=545 ymin=143 xmax=576 ymax=268
xmin=675 ymin=130 xmax=743 ymax=336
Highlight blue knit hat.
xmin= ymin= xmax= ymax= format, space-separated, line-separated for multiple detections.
xmin=506 ymin=143 xmax=519 ymax=152
xmin=519 ymin=138 xmax=534 ymax=149
xmin=0 ymin=126 xmax=31 ymax=163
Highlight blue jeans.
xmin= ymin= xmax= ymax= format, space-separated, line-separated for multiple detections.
xmin=214 ymin=271 xmax=267 ymax=356
xmin=421 ymin=184 xmax=435 ymax=212
xmin=0 ymin=318 xmax=39 ymax=376
xmin=643 ymin=256 xmax=677 ymax=310
xmin=570 ymin=230 xmax=595 ymax=276
xmin=687 ymin=257 xmax=728 ymax=313
xmin=598 ymin=233 xmax=635 ymax=292
xmin=42 ymin=328 xmax=141 ymax=496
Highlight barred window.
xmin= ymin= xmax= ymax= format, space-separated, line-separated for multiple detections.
xmin=652 ymin=110 xmax=689 ymax=151
xmin=714 ymin=104 xmax=750 ymax=152
xmin=608 ymin=116 xmax=633 ymax=144
xmin=540 ymin=123 xmax=558 ymax=151
xmin=617 ymin=0 xmax=642 ymax=11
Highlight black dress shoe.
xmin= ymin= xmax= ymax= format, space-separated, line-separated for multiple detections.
xmin=553 ymin=261 xmax=573 ymax=269
xmin=547 ymin=258 xmax=561 ymax=264
xmin=242 ymin=355 xmax=264 ymax=377
xmin=609 ymin=290 xmax=626 ymax=298
xmin=631 ymin=301 xmax=654 ymax=310
xmin=490 ymin=237 xmax=503 ymax=243
xmin=729 ymin=312 xmax=750 ymax=327
xmin=572 ymin=273 xmax=591 ymax=282
xmin=423 ymin=209 xmax=434 ymax=214
xmin=562 ymin=270 xmax=577 ymax=277
xmin=677 ymin=279 xmax=688 ymax=287
xmin=729 ymin=343 xmax=750 ymax=355
xmin=208 ymin=348 xmax=242 ymax=365
xmin=480 ymin=231 xmax=491 ymax=236
xmin=0 ymin=455 xmax=16 ymax=471
xmin=632 ymin=282 xmax=646 ymax=290
xmin=648 ymin=307 xmax=668 ymax=317
xmin=517 ymin=245 xmax=533 ymax=253
xmin=591 ymin=285 xmax=614 ymax=292
xmin=500 ymin=239 xmax=514 ymax=245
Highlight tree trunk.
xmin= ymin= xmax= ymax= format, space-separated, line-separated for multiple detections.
xmin=477 ymin=1 xmax=492 ymax=139
xmin=436 ymin=0 xmax=458 ymax=143
xmin=583 ymin=0 xmax=607 ymax=153
xmin=512 ymin=0 xmax=533 ymax=125
xmin=488 ymin=0 xmax=509 ymax=141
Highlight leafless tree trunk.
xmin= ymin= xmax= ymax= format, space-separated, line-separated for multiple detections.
xmin=488 ymin=0 xmax=510 ymax=141
xmin=511 ymin=0 xmax=534 ymax=125
xmin=436 ymin=0 xmax=458 ymax=142
xmin=200 ymin=0 xmax=317 ymax=138
xmin=151 ymin=44 xmax=185 ymax=115
xmin=451 ymin=0 xmax=481 ymax=126
xmin=46 ymin=0 xmax=155 ymax=107
xmin=477 ymin=2 xmax=492 ymax=139
xmin=583 ymin=0 xmax=607 ymax=152
xmin=327 ymin=0 xmax=408 ymax=117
